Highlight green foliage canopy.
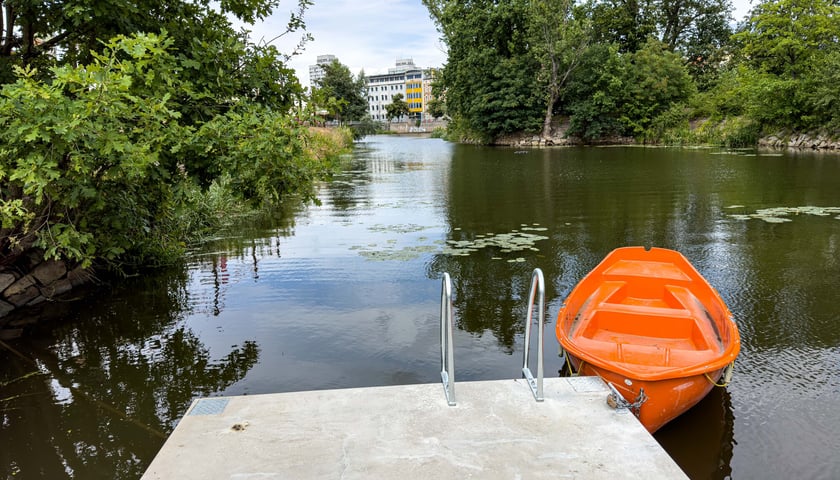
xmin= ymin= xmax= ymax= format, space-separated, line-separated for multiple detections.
xmin=312 ymin=60 xmax=368 ymax=122
xmin=734 ymin=0 xmax=840 ymax=78
xmin=726 ymin=0 xmax=840 ymax=130
xmin=0 ymin=0 xmax=312 ymax=84
xmin=424 ymin=0 xmax=544 ymax=141
xmin=385 ymin=93 xmax=410 ymax=121
xmin=0 ymin=33 xmax=346 ymax=270
xmin=424 ymin=0 xmax=840 ymax=143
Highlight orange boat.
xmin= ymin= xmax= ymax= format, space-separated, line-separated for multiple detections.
xmin=555 ymin=247 xmax=740 ymax=433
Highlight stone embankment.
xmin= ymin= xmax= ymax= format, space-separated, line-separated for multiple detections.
xmin=493 ymin=118 xmax=635 ymax=147
xmin=493 ymin=117 xmax=840 ymax=150
xmin=758 ymin=131 xmax=840 ymax=150
xmin=1 ymin=252 xmax=93 ymax=339
xmin=493 ymin=132 xmax=635 ymax=147
xmin=387 ymin=120 xmax=449 ymax=134
xmin=498 ymin=131 xmax=840 ymax=150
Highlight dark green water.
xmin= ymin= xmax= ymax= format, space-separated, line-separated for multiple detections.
xmin=2 ymin=135 xmax=840 ymax=479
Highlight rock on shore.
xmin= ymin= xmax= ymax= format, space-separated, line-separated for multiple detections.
xmin=758 ymin=131 xmax=840 ymax=150
xmin=1 ymin=252 xmax=94 ymax=339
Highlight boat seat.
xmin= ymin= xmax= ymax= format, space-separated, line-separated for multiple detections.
xmin=602 ymin=259 xmax=692 ymax=282
xmin=664 ymin=285 xmax=724 ymax=352
xmin=582 ymin=307 xmax=709 ymax=348
xmin=573 ymin=335 xmax=719 ymax=369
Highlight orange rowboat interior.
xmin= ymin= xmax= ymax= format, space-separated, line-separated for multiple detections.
xmin=555 ymin=247 xmax=740 ymax=433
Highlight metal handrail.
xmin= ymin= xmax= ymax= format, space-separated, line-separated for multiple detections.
xmin=522 ymin=268 xmax=546 ymax=402
xmin=440 ymin=273 xmax=456 ymax=406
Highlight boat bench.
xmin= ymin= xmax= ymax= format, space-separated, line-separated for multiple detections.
xmin=574 ymin=281 xmax=724 ymax=367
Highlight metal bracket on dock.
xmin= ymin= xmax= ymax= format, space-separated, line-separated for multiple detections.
xmin=522 ymin=268 xmax=546 ymax=402
xmin=440 ymin=273 xmax=456 ymax=406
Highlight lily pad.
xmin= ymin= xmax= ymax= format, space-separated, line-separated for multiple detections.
xmin=757 ymin=216 xmax=792 ymax=224
xmin=729 ymin=205 xmax=840 ymax=223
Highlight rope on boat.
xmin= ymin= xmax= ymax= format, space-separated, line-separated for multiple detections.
xmin=560 ymin=346 xmax=584 ymax=377
xmin=705 ymin=362 xmax=735 ymax=387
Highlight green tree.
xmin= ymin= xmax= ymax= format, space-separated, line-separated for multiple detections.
xmin=725 ymin=0 xmax=840 ymax=130
xmin=562 ymin=43 xmax=627 ymax=140
xmin=590 ymin=0 xmax=657 ymax=53
xmin=529 ymin=0 xmax=593 ymax=138
xmin=1 ymin=0 xmax=313 ymax=190
xmin=803 ymin=50 xmax=840 ymax=130
xmin=0 ymin=33 xmax=347 ymax=270
xmin=562 ymin=39 xmax=694 ymax=140
xmin=656 ymin=0 xmax=732 ymax=52
xmin=385 ymin=93 xmax=410 ymax=121
xmin=424 ymin=0 xmax=543 ymax=141
xmin=427 ymin=97 xmax=447 ymax=119
xmin=0 ymin=35 xmax=191 ymax=266
xmin=733 ymin=0 xmax=840 ymax=78
xmin=313 ymin=59 xmax=368 ymax=122
xmin=588 ymin=0 xmax=732 ymax=57
xmin=0 ymin=0 xmax=313 ymax=86
xmin=621 ymin=39 xmax=696 ymax=135
xmin=681 ymin=9 xmax=733 ymax=90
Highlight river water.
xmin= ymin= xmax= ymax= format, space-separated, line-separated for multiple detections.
xmin=2 ymin=135 xmax=840 ymax=479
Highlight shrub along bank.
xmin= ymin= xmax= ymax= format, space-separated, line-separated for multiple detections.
xmin=0 ymin=34 xmax=353 ymax=330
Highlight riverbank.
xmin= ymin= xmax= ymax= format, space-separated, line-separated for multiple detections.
xmin=757 ymin=130 xmax=840 ymax=150
xmin=491 ymin=117 xmax=840 ymax=151
xmin=0 ymin=255 xmax=94 ymax=339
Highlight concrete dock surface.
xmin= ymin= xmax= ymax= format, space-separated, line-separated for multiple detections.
xmin=142 ymin=376 xmax=688 ymax=479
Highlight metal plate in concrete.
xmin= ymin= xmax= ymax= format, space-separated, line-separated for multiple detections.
xmin=187 ymin=398 xmax=230 ymax=416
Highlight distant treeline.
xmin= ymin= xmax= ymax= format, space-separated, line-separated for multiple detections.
xmin=423 ymin=0 xmax=840 ymax=145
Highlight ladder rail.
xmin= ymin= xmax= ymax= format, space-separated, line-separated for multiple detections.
xmin=440 ymin=273 xmax=456 ymax=406
xmin=522 ymin=268 xmax=546 ymax=402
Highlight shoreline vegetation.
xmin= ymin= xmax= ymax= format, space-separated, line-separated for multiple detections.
xmin=1 ymin=0 xmax=356 ymax=332
xmin=1 ymin=124 xmax=352 ymax=332
xmin=0 ymin=33 xmax=354 ymax=329
xmin=424 ymin=0 xmax=840 ymax=151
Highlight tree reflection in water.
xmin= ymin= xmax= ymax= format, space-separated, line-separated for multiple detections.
xmin=426 ymin=243 xmax=562 ymax=354
xmin=0 ymin=267 xmax=259 ymax=480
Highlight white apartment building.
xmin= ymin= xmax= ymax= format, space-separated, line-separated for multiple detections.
xmin=366 ymin=58 xmax=425 ymax=123
xmin=308 ymin=54 xmax=337 ymax=86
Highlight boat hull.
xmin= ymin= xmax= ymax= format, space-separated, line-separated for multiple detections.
xmin=556 ymin=247 xmax=740 ymax=433
xmin=569 ymin=355 xmax=724 ymax=433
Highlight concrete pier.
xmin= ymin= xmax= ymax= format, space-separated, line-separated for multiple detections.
xmin=142 ymin=376 xmax=687 ymax=479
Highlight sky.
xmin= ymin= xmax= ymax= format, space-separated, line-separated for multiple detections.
xmin=241 ymin=0 xmax=447 ymax=88
xmin=242 ymin=0 xmax=756 ymax=89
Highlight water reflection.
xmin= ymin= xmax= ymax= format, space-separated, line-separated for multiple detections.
xmin=656 ymin=386 xmax=735 ymax=480
xmin=0 ymin=271 xmax=259 ymax=479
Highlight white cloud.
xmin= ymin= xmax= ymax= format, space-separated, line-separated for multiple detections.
xmin=241 ymin=0 xmax=447 ymax=88
xmin=731 ymin=0 xmax=755 ymax=21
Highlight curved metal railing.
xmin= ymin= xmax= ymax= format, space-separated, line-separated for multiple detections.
xmin=440 ymin=273 xmax=456 ymax=406
xmin=522 ymin=268 xmax=546 ymax=402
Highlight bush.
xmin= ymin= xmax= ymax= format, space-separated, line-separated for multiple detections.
xmin=0 ymin=34 xmax=349 ymax=271
xmin=645 ymin=103 xmax=692 ymax=145
xmin=0 ymin=34 xmax=188 ymax=267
